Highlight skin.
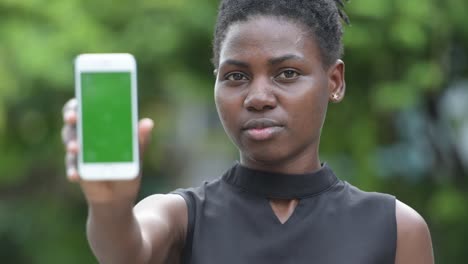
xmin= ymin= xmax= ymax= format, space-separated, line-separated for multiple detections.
xmin=215 ymin=16 xmax=344 ymax=175
xmin=62 ymin=15 xmax=433 ymax=264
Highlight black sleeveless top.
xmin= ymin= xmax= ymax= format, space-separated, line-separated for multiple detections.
xmin=173 ymin=163 xmax=396 ymax=264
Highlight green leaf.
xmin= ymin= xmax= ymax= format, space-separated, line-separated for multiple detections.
xmin=373 ymin=81 xmax=418 ymax=111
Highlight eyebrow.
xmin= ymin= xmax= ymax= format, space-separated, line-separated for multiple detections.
xmin=220 ymin=59 xmax=249 ymax=68
xmin=219 ymin=54 xmax=304 ymax=69
xmin=268 ymin=54 xmax=304 ymax=65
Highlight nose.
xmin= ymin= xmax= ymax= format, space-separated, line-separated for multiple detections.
xmin=243 ymin=78 xmax=277 ymax=112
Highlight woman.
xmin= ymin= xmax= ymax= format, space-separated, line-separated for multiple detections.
xmin=62 ymin=0 xmax=434 ymax=263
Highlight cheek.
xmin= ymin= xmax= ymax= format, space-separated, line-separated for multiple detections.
xmin=215 ymin=87 xmax=238 ymax=129
xmin=287 ymin=83 xmax=329 ymax=134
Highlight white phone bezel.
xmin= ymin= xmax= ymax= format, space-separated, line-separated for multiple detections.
xmin=75 ymin=53 xmax=140 ymax=181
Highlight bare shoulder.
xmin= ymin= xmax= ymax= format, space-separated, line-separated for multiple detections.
xmin=395 ymin=199 xmax=434 ymax=264
xmin=134 ymin=193 xmax=187 ymax=241
xmin=134 ymin=194 xmax=188 ymax=264
xmin=135 ymin=193 xmax=187 ymax=219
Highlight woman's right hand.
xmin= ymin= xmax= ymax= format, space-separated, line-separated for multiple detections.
xmin=61 ymin=98 xmax=154 ymax=205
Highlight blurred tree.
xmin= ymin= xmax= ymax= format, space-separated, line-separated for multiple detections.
xmin=0 ymin=0 xmax=466 ymax=263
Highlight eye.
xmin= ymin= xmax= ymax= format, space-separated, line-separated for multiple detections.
xmin=276 ymin=70 xmax=300 ymax=80
xmin=225 ymin=72 xmax=248 ymax=81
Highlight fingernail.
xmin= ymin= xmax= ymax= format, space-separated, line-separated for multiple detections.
xmin=67 ymin=142 xmax=78 ymax=152
xmin=67 ymin=168 xmax=77 ymax=177
xmin=143 ymin=118 xmax=154 ymax=129
xmin=64 ymin=111 xmax=73 ymax=121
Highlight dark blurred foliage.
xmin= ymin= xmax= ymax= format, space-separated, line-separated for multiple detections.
xmin=0 ymin=0 xmax=467 ymax=263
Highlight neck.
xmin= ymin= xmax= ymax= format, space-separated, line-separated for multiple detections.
xmin=239 ymin=149 xmax=321 ymax=174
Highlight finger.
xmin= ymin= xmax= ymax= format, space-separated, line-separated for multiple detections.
xmin=138 ymin=118 xmax=154 ymax=155
xmin=65 ymin=151 xmax=80 ymax=183
xmin=67 ymin=167 xmax=80 ymax=182
xmin=61 ymin=123 xmax=77 ymax=145
xmin=63 ymin=110 xmax=77 ymax=125
xmin=61 ymin=99 xmax=78 ymax=144
xmin=62 ymin=98 xmax=77 ymax=115
xmin=67 ymin=140 xmax=79 ymax=154
xmin=62 ymin=98 xmax=78 ymax=126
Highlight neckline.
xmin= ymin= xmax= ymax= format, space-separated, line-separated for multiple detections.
xmin=222 ymin=162 xmax=339 ymax=199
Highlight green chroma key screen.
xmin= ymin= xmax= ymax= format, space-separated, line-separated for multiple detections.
xmin=81 ymin=72 xmax=133 ymax=163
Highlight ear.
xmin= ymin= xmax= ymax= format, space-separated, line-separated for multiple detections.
xmin=327 ymin=60 xmax=346 ymax=103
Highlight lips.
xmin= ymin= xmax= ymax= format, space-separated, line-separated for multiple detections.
xmin=242 ymin=118 xmax=284 ymax=141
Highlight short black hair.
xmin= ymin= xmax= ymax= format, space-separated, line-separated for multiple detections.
xmin=212 ymin=0 xmax=350 ymax=68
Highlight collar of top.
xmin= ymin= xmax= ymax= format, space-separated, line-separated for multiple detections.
xmin=222 ymin=162 xmax=339 ymax=199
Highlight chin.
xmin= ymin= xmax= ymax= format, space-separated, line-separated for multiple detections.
xmin=241 ymin=147 xmax=290 ymax=166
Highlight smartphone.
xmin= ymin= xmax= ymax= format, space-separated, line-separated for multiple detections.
xmin=74 ymin=53 xmax=139 ymax=181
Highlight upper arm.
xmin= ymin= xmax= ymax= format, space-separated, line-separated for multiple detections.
xmin=133 ymin=194 xmax=188 ymax=264
xmin=395 ymin=200 xmax=434 ymax=264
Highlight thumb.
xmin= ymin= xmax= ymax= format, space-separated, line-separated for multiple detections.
xmin=138 ymin=118 xmax=154 ymax=155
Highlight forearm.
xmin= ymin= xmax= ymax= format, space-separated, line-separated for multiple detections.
xmin=86 ymin=201 xmax=150 ymax=264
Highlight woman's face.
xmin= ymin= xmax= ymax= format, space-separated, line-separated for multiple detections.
xmin=214 ymin=16 xmax=345 ymax=173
